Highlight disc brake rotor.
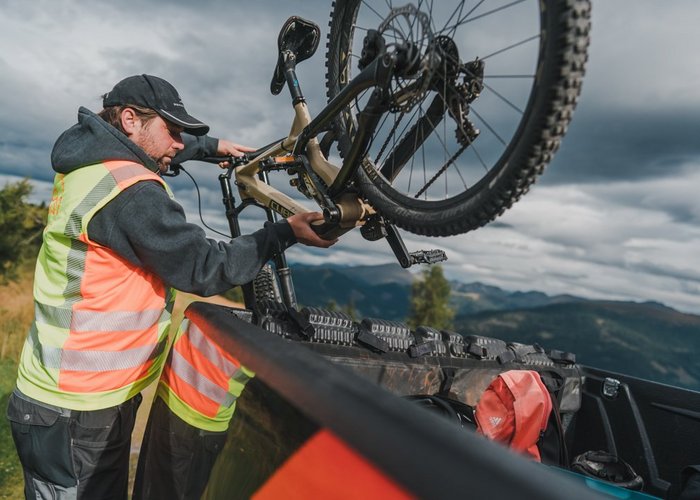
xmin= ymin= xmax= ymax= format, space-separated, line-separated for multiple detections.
xmin=377 ymin=4 xmax=435 ymax=113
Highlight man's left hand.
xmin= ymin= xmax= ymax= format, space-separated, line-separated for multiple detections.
xmin=217 ymin=140 xmax=256 ymax=167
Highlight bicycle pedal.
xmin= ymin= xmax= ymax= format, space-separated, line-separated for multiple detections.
xmin=409 ymin=249 xmax=447 ymax=265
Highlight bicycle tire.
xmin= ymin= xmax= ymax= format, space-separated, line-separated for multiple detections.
xmin=253 ymin=263 xmax=283 ymax=304
xmin=325 ymin=0 xmax=591 ymax=236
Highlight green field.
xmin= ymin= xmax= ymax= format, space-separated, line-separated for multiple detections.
xmin=0 ymin=358 xmax=22 ymax=499
xmin=0 ymin=268 xmax=31 ymax=499
xmin=0 ymin=359 xmax=22 ymax=498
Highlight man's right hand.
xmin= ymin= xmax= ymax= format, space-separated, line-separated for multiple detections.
xmin=287 ymin=212 xmax=338 ymax=248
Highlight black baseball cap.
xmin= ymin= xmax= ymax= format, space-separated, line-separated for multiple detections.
xmin=103 ymin=74 xmax=210 ymax=136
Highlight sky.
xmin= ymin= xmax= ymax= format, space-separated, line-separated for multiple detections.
xmin=1 ymin=0 xmax=699 ymax=315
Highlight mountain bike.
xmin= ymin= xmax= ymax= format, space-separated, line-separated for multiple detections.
xmin=171 ymin=0 xmax=591 ymax=310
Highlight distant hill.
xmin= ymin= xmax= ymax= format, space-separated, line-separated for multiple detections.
xmin=291 ymin=263 xmax=413 ymax=319
xmin=289 ymin=263 xmax=700 ymax=391
xmin=450 ymin=281 xmax=587 ymax=315
xmin=291 ymin=263 xmax=590 ymax=319
xmin=454 ymin=301 xmax=700 ymax=391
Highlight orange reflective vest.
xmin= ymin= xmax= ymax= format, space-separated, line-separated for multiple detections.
xmin=157 ymin=318 xmax=253 ymax=432
xmin=16 ymin=161 xmax=175 ymax=410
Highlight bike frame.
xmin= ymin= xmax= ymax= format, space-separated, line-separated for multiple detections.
xmin=229 ymin=50 xmax=397 ymax=238
xmin=195 ymin=51 xmax=398 ymax=312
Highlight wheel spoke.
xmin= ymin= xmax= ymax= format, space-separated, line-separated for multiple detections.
xmin=441 ymin=1 xmax=467 ymax=34
xmin=471 ymin=108 xmax=507 ymax=146
xmin=480 ymin=34 xmax=540 ymax=61
xmin=443 ymin=0 xmax=528 ymax=34
xmin=361 ymin=1 xmax=385 ymax=23
xmin=468 ymin=137 xmax=490 ymax=174
xmin=485 ymin=74 xmax=535 ymax=79
xmin=441 ymin=0 xmax=480 ymax=39
xmin=482 ymin=82 xmax=524 ymax=115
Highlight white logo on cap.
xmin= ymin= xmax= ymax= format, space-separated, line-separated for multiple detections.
xmin=489 ymin=416 xmax=503 ymax=427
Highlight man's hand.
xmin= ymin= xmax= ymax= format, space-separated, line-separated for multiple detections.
xmin=217 ymin=139 xmax=256 ymax=157
xmin=287 ymin=212 xmax=338 ymax=248
xmin=216 ymin=140 xmax=256 ymax=167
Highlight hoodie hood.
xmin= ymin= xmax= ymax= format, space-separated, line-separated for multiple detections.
xmin=51 ymin=107 xmax=159 ymax=174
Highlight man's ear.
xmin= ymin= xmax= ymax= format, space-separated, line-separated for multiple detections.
xmin=120 ymin=108 xmax=141 ymax=136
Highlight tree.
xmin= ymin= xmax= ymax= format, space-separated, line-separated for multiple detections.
xmin=342 ymin=297 xmax=358 ymax=321
xmin=325 ymin=299 xmax=358 ymax=320
xmin=407 ymin=265 xmax=454 ymax=330
xmin=0 ymin=180 xmax=47 ymax=282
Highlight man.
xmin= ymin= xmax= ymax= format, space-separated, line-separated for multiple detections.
xmin=6 ymin=74 xmax=334 ymax=499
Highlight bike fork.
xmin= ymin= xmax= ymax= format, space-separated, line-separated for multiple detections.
xmin=220 ymin=168 xmax=299 ymax=312
xmin=258 ymin=170 xmax=298 ymax=310
xmin=219 ymin=172 xmax=259 ymax=312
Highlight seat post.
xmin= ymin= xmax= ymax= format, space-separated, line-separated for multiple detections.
xmin=281 ymin=51 xmax=305 ymax=105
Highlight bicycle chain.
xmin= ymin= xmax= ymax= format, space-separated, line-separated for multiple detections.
xmin=374 ymin=112 xmax=404 ymax=164
xmin=414 ymin=142 xmax=468 ymax=198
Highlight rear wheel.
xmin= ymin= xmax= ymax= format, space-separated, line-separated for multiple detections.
xmin=325 ymin=0 xmax=591 ymax=236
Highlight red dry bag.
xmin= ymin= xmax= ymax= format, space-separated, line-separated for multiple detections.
xmin=474 ymin=370 xmax=553 ymax=461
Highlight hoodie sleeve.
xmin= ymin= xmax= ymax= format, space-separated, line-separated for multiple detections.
xmin=171 ymin=134 xmax=220 ymax=164
xmin=87 ymin=180 xmax=297 ymax=296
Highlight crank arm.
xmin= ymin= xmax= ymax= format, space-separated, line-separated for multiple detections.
xmin=384 ymin=223 xmax=413 ymax=269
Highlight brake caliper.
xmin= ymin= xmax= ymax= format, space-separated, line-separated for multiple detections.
xmin=358 ymin=29 xmax=386 ymax=71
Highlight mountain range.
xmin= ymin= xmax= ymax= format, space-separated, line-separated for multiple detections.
xmin=290 ymin=263 xmax=700 ymax=391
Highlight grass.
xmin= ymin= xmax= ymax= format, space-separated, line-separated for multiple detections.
xmin=0 ymin=266 xmax=33 ymax=499
xmin=0 ymin=359 xmax=23 ymax=499
xmin=0 ymin=265 xmax=241 ymax=498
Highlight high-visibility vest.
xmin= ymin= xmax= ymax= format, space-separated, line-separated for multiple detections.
xmin=16 ymin=160 xmax=175 ymax=411
xmin=157 ymin=318 xmax=254 ymax=432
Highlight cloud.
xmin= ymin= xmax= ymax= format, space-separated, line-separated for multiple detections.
xmin=543 ymin=109 xmax=700 ymax=185
xmin=1 ymin=0 xmax=699 ymax=316
xmin=0 ymin=0 xmax=334 ymax=177
xmin=585 ymin=1 xmax=700 ymax=112
xmin=430 ymin=175 xmax=700 ymax=313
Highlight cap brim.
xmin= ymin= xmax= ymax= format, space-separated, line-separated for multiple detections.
xmin=158 ymin=109 xmax=210 ymax=136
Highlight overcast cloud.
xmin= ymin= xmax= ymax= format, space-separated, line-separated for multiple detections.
xmin=1 ymin=0 xmax=699 ymax=314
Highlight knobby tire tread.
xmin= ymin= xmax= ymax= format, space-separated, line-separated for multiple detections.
xmin=253 ymin=264 xmax=283 ymax=305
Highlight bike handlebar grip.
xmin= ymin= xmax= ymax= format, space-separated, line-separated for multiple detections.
xmin=200 ymin=149 xmax=265 ymax=165
xmin=201 ymin=155 xmax=235 ymax=164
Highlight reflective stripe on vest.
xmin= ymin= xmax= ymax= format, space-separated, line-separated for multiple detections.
xmin=16 ymin=160 xmax=176 ymax=411
xmin=27 ymin=319 xmax=170 ymax=371
xmin=158 ymin=319 xmax=253 ymax=432
xmin=35 ymin=300 xmax=166 ymax=332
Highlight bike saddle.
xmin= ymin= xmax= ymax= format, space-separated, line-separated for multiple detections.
xmin=270 ymin=16 xmax=320 ymax=96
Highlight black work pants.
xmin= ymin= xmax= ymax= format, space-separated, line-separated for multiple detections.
xmin=132 ymin=396 xmax=227 ymax=500
xmin=6 ymin=390 xmax=142 ymax=500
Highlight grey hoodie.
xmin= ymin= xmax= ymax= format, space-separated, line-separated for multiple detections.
xmin=50 ymin=107 xmax=296 ymax=296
